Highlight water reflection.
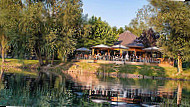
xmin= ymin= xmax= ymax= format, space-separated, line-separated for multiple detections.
xmin=64 ymin=71 xmax=190 ymax=106
xmin=0 ymin=70 xmax=189 ymax=106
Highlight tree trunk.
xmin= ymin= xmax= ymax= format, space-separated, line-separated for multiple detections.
xmin=51 ymin=52 xmax=54 ymax=65
xmin=34 ymin=47 xmax=44 ymax=66
xmin=1 ymin=48 xmax=5 ymax=63
xmin=1 ymin=34 xmax=5 ymax=63
xmin=0 ymin=67 xmax=3 ymax=80
xmin=177 ymin=54 xmax=183 ymax=74
xmin=45 ymin=52 xmax=48 ymax=65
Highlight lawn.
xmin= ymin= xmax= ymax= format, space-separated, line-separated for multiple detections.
xmin=0 ymin=58 xmax=39 ymax=68
xmin=1 ymin=59 xmax=190 ymax=79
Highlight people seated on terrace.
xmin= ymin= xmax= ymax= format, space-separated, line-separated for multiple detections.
xmin=125 ymin=54 xmax=129 ymax=61
xmin=136 ymin=56 xmax=138 ymax=62
xmin=84 ymin=54 xmax=88 ymax=59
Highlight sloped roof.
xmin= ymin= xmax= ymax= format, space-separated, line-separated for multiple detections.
xmin=112 ymin=45 xmax=129 ymax=49
xmin=92 ymin=44 xmax=111 ymax=48
xmin=143 ymin=47 xmax=160 ymax=51
xmin=127 ymin=42 xmax=144 ymax=48
xmin=118 ymin=30 xmax=138 ymax=46
xmin=76 ymin=47 xmax=90 ymax=51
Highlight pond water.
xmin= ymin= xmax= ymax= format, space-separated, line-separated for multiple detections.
xmin=0 ymin=70 xmax=189 ymax=106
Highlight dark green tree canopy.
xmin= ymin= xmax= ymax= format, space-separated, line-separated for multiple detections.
xmin=78 ymin=16 xmax=118 ymax=48
xmin=149 ymin=0 xmax=190 ymax=60
xmin=136 ymin=28 xmax=160 ymax=48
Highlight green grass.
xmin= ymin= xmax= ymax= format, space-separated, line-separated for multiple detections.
xmin=0 ymin=58 xmax=39 ymax=76
xmin=1 ymin=58 xmax=190 ymax=79
xmin=4 ymin=68 xmax=38 ymax=76
xmin=0 ymin=58 xmax=39 ymax=67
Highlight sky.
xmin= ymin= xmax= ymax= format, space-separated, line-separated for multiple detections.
xmin=82 ymin=0 xmax=149 ymax=28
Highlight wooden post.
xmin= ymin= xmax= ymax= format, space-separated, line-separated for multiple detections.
xmin=120 ymin=49 xmax=122 ymax=55
xmin=134 ymin=50 xmax=136 ymax=56
xmin=92 ymin=49 xmax=94 ymax=55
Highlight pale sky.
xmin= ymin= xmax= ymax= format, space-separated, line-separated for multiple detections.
xmin=82 ymin=0 xmax=149 ymax=28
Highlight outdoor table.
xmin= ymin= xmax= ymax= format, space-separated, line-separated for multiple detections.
xmin=157 ymin=58 xmax=163 ymax=63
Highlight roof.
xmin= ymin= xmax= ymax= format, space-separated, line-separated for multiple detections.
xmin=127 ymin=42 xmax=144 ymax=48
xmin=92 ymin=44 xmax=111 ymax=49
xmin=76 ymin=47 xmax=90 ymax=51
xmin=118 ymin=31 xmax=138 ymax=46
xmin=143 ymin=47 xmax=160 ymax=51
xmin=112 ymin=45 xmax=128 ymax=49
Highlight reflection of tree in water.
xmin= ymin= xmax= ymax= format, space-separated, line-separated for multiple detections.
xmin=0 ymin=70 xmax=189 ymax=106
xmin=0 ymin=71 xmax=102 ymax=106
xmin=96 ymin=75 xmax=190 ymax=106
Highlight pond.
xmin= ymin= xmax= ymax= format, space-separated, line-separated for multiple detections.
xmin=0 ymin=69 xmax=189 ymax=106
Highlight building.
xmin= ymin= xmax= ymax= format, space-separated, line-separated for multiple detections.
xmin=117 ymin=31 xmax=144 ymax=57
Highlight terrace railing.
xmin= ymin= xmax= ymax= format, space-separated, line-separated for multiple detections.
xmin=75 ymin=55 xmax=161 ymax=63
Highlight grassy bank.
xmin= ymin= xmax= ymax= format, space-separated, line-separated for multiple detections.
xmin=0 ymin=59 xmax=39 ymax=68
xmin=0 ymin=59 xmax=39 ymax=76
xmin=64 ymin=61 xmax=190 ymax=79
xmin=1 ymin=59 xmax=190 ymax=79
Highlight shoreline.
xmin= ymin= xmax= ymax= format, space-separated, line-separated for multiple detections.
xmin=1 ymin=59 xmax=190 ymax=80
xmin=62 ymin=70 xmax=190 ymax=81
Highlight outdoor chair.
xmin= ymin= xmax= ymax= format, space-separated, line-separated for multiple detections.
xmin=119 ymin=56 xmax=124 ymax=61
xmin=98 ymin=56 xmax=102 ymax=60
xmin=113 ymin=56 xmax=119 ymax=61
xmin=88 ymin=55 xmax=91 ymax=60
xmin=113 ymin=56 xmax=116 ymax=61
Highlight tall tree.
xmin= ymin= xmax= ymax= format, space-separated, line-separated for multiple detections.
xmin=79 ymin=16 xmax=118 ymax=48
xmin=55 ymin=0 xmax=83 ymax=61
xmin=0 ymin=0 xmax=22 ymax=63
xmin=117 ymin=27 xmax=124 ymax=34
xmin=150 ymin=0 xmax=190 ymax=73
xmin=124 ymin=18 xmax=147 ymax=37
xmin=125 ymin=5 xmax=155 ymax=37
xmin=136 ymin=28 xmax=160 ymax=48
xmin=11 ymin=0 xmax=83 ymax=65
xmin=18 ymin=2 xmax=46 ymax=66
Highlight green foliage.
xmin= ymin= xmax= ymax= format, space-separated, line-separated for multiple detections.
xmin=136 ymin=28 xmax=160 ymax=47
xmin=117 ymin=27 xmax=124 ymax=34
xmin=0 ymin=0 xmax=22 ymax=61
xmin=150 ymin=0 xmax=190 ymax=61
xmin=78 ymin=16 xmax=118 ymax=48
xmin=124 ymin=18 xmax=146 ymax=37
xmin=2 ymin=0 xmax=84 ymax=64
xmin=124 ymin=5 xmax=156 ymax=37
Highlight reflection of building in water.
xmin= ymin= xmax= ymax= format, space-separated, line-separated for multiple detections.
xmin=64 ymin=72 xmax=188 ymax=106
xmin=67 ymin=80 xmax=176 ymax=105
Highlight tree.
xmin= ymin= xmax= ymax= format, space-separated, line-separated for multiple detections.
xmin=112 ymin=26 xmax=118 ymax=34
xmin=0 ymin=0 xmax=22 ymax=63
xmin=124 ymin=18 xmax=147 ymax=37
xmin=117 ymin=27 xmax=124 ymax=34
xmin=18 ymin=2 xmax=46 ymax=66
xmin=150 ymin=0 xmax=190 ymax=73
xmin=79 ymin=16 xmax=118 ymax=48
xmin=10 ymin=0 xmax=84 ymax=65
xmin=124 ymin=5 xmax=156 ymax=37
xmin=136 ymin=28 xmax=160 ymax=48
xmin=55 ymin=0 xmax=83 ymax=62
